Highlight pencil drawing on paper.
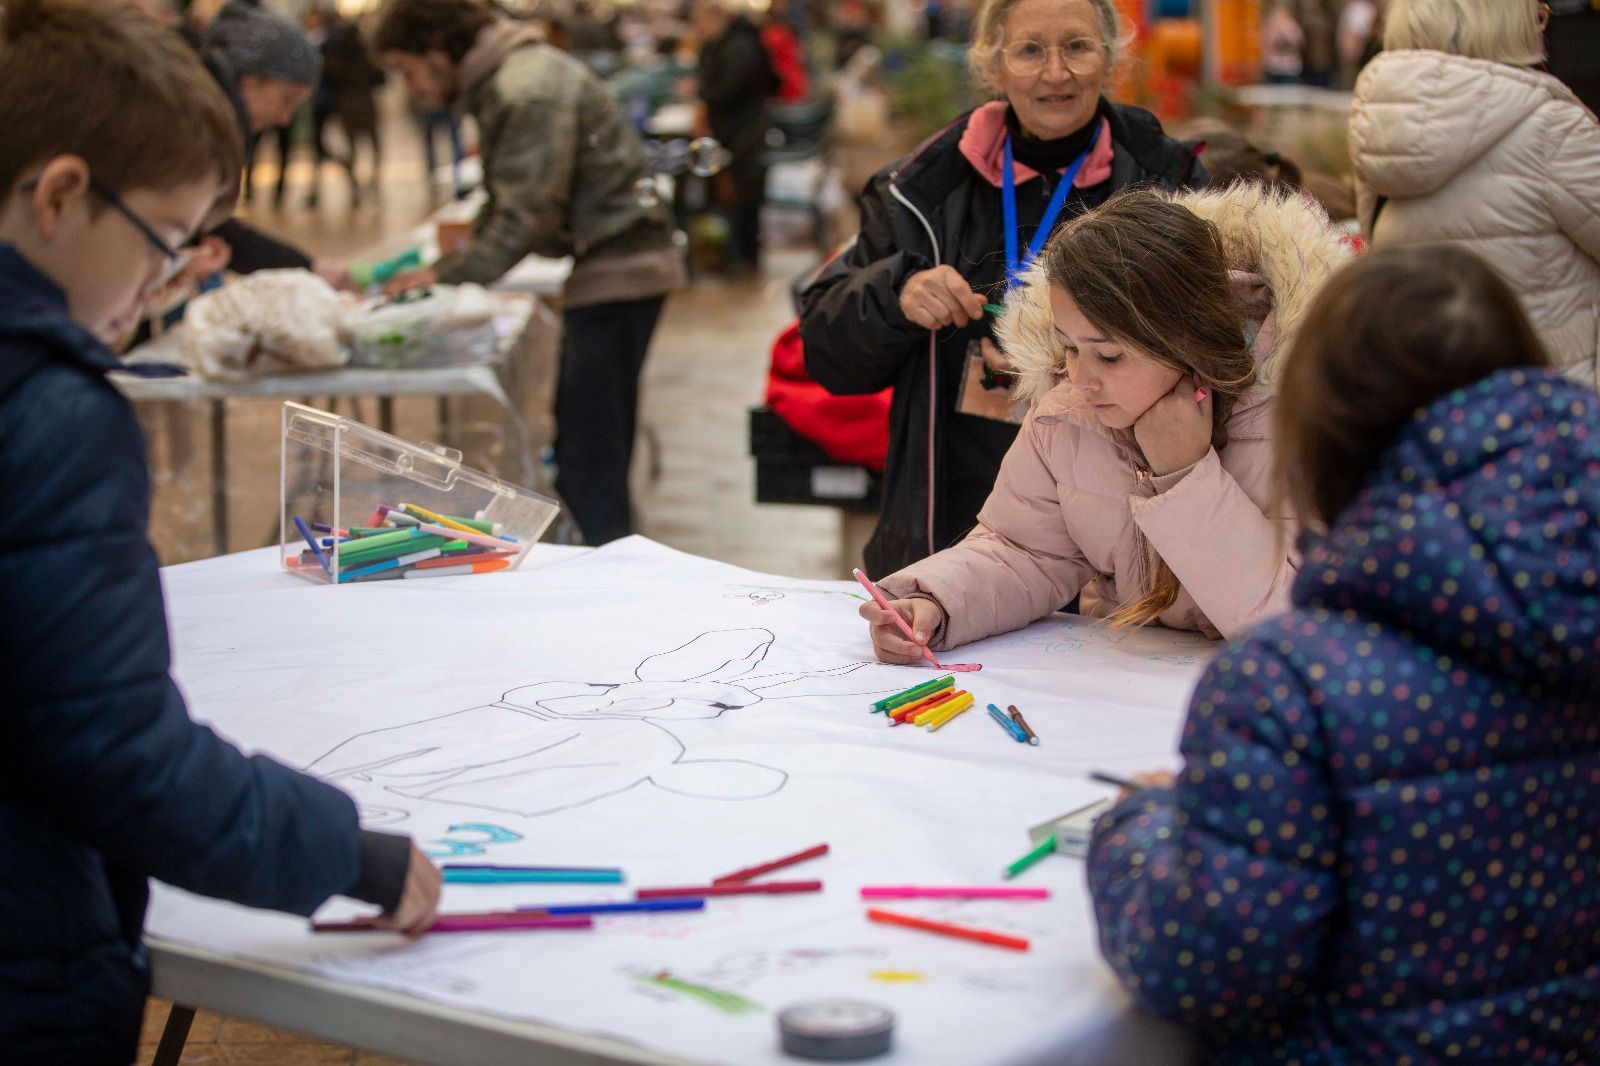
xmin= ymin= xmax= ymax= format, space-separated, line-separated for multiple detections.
xmin=306 ymin=628 xmax=900 ymax=824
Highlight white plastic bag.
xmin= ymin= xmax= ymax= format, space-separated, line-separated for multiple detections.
xmin=181 ymin=269 xmax=347 ymax=380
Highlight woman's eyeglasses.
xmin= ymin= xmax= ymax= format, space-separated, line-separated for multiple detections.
xmin=1000 ymin=38 xmax=1105 ymax=78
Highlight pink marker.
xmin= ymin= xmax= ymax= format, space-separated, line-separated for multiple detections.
xmin=1194 ymin=386 xmax=1209 ymax=403
xmin=860 ymin=886 xmax=1050 ymax=901
xmin=851 ymin=568 xmax=981 ymax=673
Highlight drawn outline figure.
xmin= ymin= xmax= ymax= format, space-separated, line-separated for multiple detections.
xmin=307 ymin=629 xmax=896 ymax=823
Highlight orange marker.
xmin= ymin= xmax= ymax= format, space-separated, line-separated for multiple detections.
xmin=889 ymin=689 xmax=961 ymax=724
xmin=400 ymin=558 xmax=510 ymax=579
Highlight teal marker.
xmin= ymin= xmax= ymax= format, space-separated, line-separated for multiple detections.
xmin=443 ymin=868 xmax=624 ymax=885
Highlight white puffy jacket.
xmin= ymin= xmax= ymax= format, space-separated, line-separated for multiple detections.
xmin=1350 ymin=49 xmax=1600 ymax=387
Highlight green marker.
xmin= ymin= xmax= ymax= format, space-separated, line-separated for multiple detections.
xmin=1003 ymin=835 xmax=1056 ymax=880
xmin=336 ymin=534 xmax=452 ymax=567
xmin=871 ymin=674 xmax=955 ymax=712
xmin=984 ymin=302 xmax=1006 ymax=316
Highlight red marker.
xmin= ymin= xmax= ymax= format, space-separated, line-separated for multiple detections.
xmin=866 ymin=907 xmax=1030 ymax=951
xmin=712 ymin=843 xmax=830 ymax=884
xmin=636 ymin=880 xmax=823 ymax=900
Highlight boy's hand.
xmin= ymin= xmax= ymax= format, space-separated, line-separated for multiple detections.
xmin=859 ymin=596 xmax=945 ymax=665
xmin=371 ymin=845 xmax=441 ymax=936
xmin=384 ymin=266 xmax=438 ymax=297
xmin=1133 ymin=376 xmax=1213 ymax=477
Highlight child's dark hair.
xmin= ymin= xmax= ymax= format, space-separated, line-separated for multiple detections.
xmin=373 ymin=0 xmax=497 ymax=62
xmin=1276 ymin=246 xmax=1552 ymax=530
xmin=0 ymin=0 xmax=242 ymax=212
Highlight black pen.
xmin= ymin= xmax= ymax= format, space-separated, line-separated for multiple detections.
xmin=1088 ymin=771 xmax=1140 ymax=791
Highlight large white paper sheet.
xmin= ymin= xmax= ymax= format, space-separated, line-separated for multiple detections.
xmin=148 ymin=537 xmax=1216 ymax=1064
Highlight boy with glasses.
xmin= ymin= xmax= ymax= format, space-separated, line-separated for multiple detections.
xmin=0 ymin=2 xmax=440 ymax=1060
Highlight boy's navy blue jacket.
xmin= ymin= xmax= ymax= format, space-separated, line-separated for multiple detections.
xmin=0 ymin=247 xmax=396 ymax=1063
xmin=1088 ymin=367 xmax=1600 ymax=1064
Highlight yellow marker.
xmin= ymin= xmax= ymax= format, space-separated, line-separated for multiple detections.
xmin=399 ymin=502 xmax=480 ymax=537
xmin=868 ymin=970 xmax=926 ymax=983
xmin=925 ymin=693 xmax=975 ymax=731
xmin=912 ymin=690 xmax=965 ymax=726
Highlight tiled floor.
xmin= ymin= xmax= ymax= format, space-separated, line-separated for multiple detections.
xmin=136 ymin=99 xmax=903 ymax=1062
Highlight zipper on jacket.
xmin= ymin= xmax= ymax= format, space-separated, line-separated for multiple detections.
xmin=889 ymin=180 xmax=943 ymax=558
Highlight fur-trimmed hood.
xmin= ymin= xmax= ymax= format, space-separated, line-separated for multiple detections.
xmin=997 ymin=182 xmax=1353 ymax=408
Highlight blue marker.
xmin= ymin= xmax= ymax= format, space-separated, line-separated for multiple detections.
xmin=516 ymin=899 xmax=705 ymax=917
xmin=987 ymin=703 xmax=1029 ymax=743
xmin=293 ymin=515 xmax=330 ymax=575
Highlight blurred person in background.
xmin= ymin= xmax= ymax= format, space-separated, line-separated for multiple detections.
xmin=1262 ymin=1 xmax=1306 ymax=83
xmin=1350 ymin=0 xmax=1600 ymax=386
xmin=693 ymin=0 xmax=777 ymax=276
xmin=308 ymin=10 xmax=385 ymax=208
xmin=373 ymin=0 xmax=686 ymax=546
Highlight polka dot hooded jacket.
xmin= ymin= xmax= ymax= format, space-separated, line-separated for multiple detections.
xmin=1087 ymin=368 xmax=1600 ymax=1063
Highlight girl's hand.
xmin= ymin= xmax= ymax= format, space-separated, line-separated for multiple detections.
xmin=858 ymin=596 xmax=946 ymax=665
xmin=1118 ymin=769 xmax=1177 ymax=803
xmin=899 ymin=266 xmax=987 ymax=331
xmin=1133 ymin=376 xmax=1213 ymax=477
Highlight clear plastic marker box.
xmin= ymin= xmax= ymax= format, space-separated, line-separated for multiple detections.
xmin=280 ymin=401 xmax=560 ymax=584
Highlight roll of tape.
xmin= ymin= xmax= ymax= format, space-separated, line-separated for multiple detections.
xmin=778 ymin=999 xmax=894 ymax=1061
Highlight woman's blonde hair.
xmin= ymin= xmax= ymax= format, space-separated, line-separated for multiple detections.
xmin=967 ymin=0 xmax=1125 ymax=97
xmin=996 ymin=189 xmax=1255 ymax=632
xmin=1382 ymin=0 xmax=1545 ymax=67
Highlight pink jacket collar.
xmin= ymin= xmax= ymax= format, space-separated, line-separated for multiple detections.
xmin=959 ymin=100 xmax=1115 ymax=189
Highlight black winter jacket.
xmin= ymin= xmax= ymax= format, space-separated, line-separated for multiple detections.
xmin=799 ymin=101 xmax=1204 ymax=576
xmin=0 ymin=247 xmax=404 ymax=1064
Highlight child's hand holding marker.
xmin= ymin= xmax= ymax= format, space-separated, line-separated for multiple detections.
xmin=858 ymin=593 xmax=946 ymax=666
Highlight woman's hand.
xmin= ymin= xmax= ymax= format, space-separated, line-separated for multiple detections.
xmin=370 ymin=845 xmax=442 ymax=936
xmin=899 ymin=266 xmax=987 ymax=331
xmin=858 ymin=596 xmax=945 ymax=665
xmin=1133 ymin=377 xmax=1213 ymax=477
xmin=384 ymin=266 xmax=439 ymax=297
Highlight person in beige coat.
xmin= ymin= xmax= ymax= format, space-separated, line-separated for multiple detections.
xmin=860 ymin=184 xmax=1352 ymax=660
xmin=1349 ymin=0 xmax=1600 ymax=387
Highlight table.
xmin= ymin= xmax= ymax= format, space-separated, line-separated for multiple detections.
xmin=114 ymin=295 xmax=560 ymax=557
xmin=144 ymin=540 xmax=1203 ymax=1065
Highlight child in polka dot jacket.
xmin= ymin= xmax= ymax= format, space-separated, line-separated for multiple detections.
xmin=1087 ymin=246 xmax=1600 ymax=1064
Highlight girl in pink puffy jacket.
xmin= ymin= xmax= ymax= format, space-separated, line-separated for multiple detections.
xmin=861 ymin=185 xmax=1350 ymax=661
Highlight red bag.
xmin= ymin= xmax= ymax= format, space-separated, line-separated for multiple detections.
xmin=763 ymin=320 xmax=891 ymax=472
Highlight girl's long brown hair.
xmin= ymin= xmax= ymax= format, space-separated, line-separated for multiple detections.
xmin=1275 ymin=245 xmax=1551 ymax=531
xmin=1007 ymin=189 xmax=1257 ymax=631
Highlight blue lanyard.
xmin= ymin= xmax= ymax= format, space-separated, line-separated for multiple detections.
xmin=1001 ymin=124 xmax=1100 ymax=291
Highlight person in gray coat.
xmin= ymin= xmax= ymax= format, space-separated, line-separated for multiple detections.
xmin=374 ymin=0 xmax=687 ymax=546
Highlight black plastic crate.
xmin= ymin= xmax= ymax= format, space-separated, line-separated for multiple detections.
xmin=749 ymin=407 xmax=881 ymax=512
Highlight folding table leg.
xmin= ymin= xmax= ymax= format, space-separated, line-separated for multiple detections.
xmin=151 ymin=1003 xmax=196 ymax=1066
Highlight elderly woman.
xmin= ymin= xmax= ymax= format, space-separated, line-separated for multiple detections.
xmin=799 ymin=0 xmax=1205 ymax=577
xmin=1350 ymin=0 xmax=1600 ymax=386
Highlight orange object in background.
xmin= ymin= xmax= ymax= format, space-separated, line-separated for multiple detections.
xmin=1109 ymin=0 xmax=1147 ymax=103
xmin=1146 ymin=18 xmax=1203 ymax=120
xmin=436 ymin=220 xmax=474 ymax=255
xmin=1211 ymin=0 xmax=1263 ymax=85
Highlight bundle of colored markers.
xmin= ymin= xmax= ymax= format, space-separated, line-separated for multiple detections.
xmin=872 ymin=674 xmax=974 ymax=731
xmin=872 ymin=676 xmax=1040 ymax=744
xmin=288 ymin=502 xmax=524 ymax=584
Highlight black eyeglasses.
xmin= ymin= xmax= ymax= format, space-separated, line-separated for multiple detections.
xmin=20 ymin=171 xmax=191 ymax=291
